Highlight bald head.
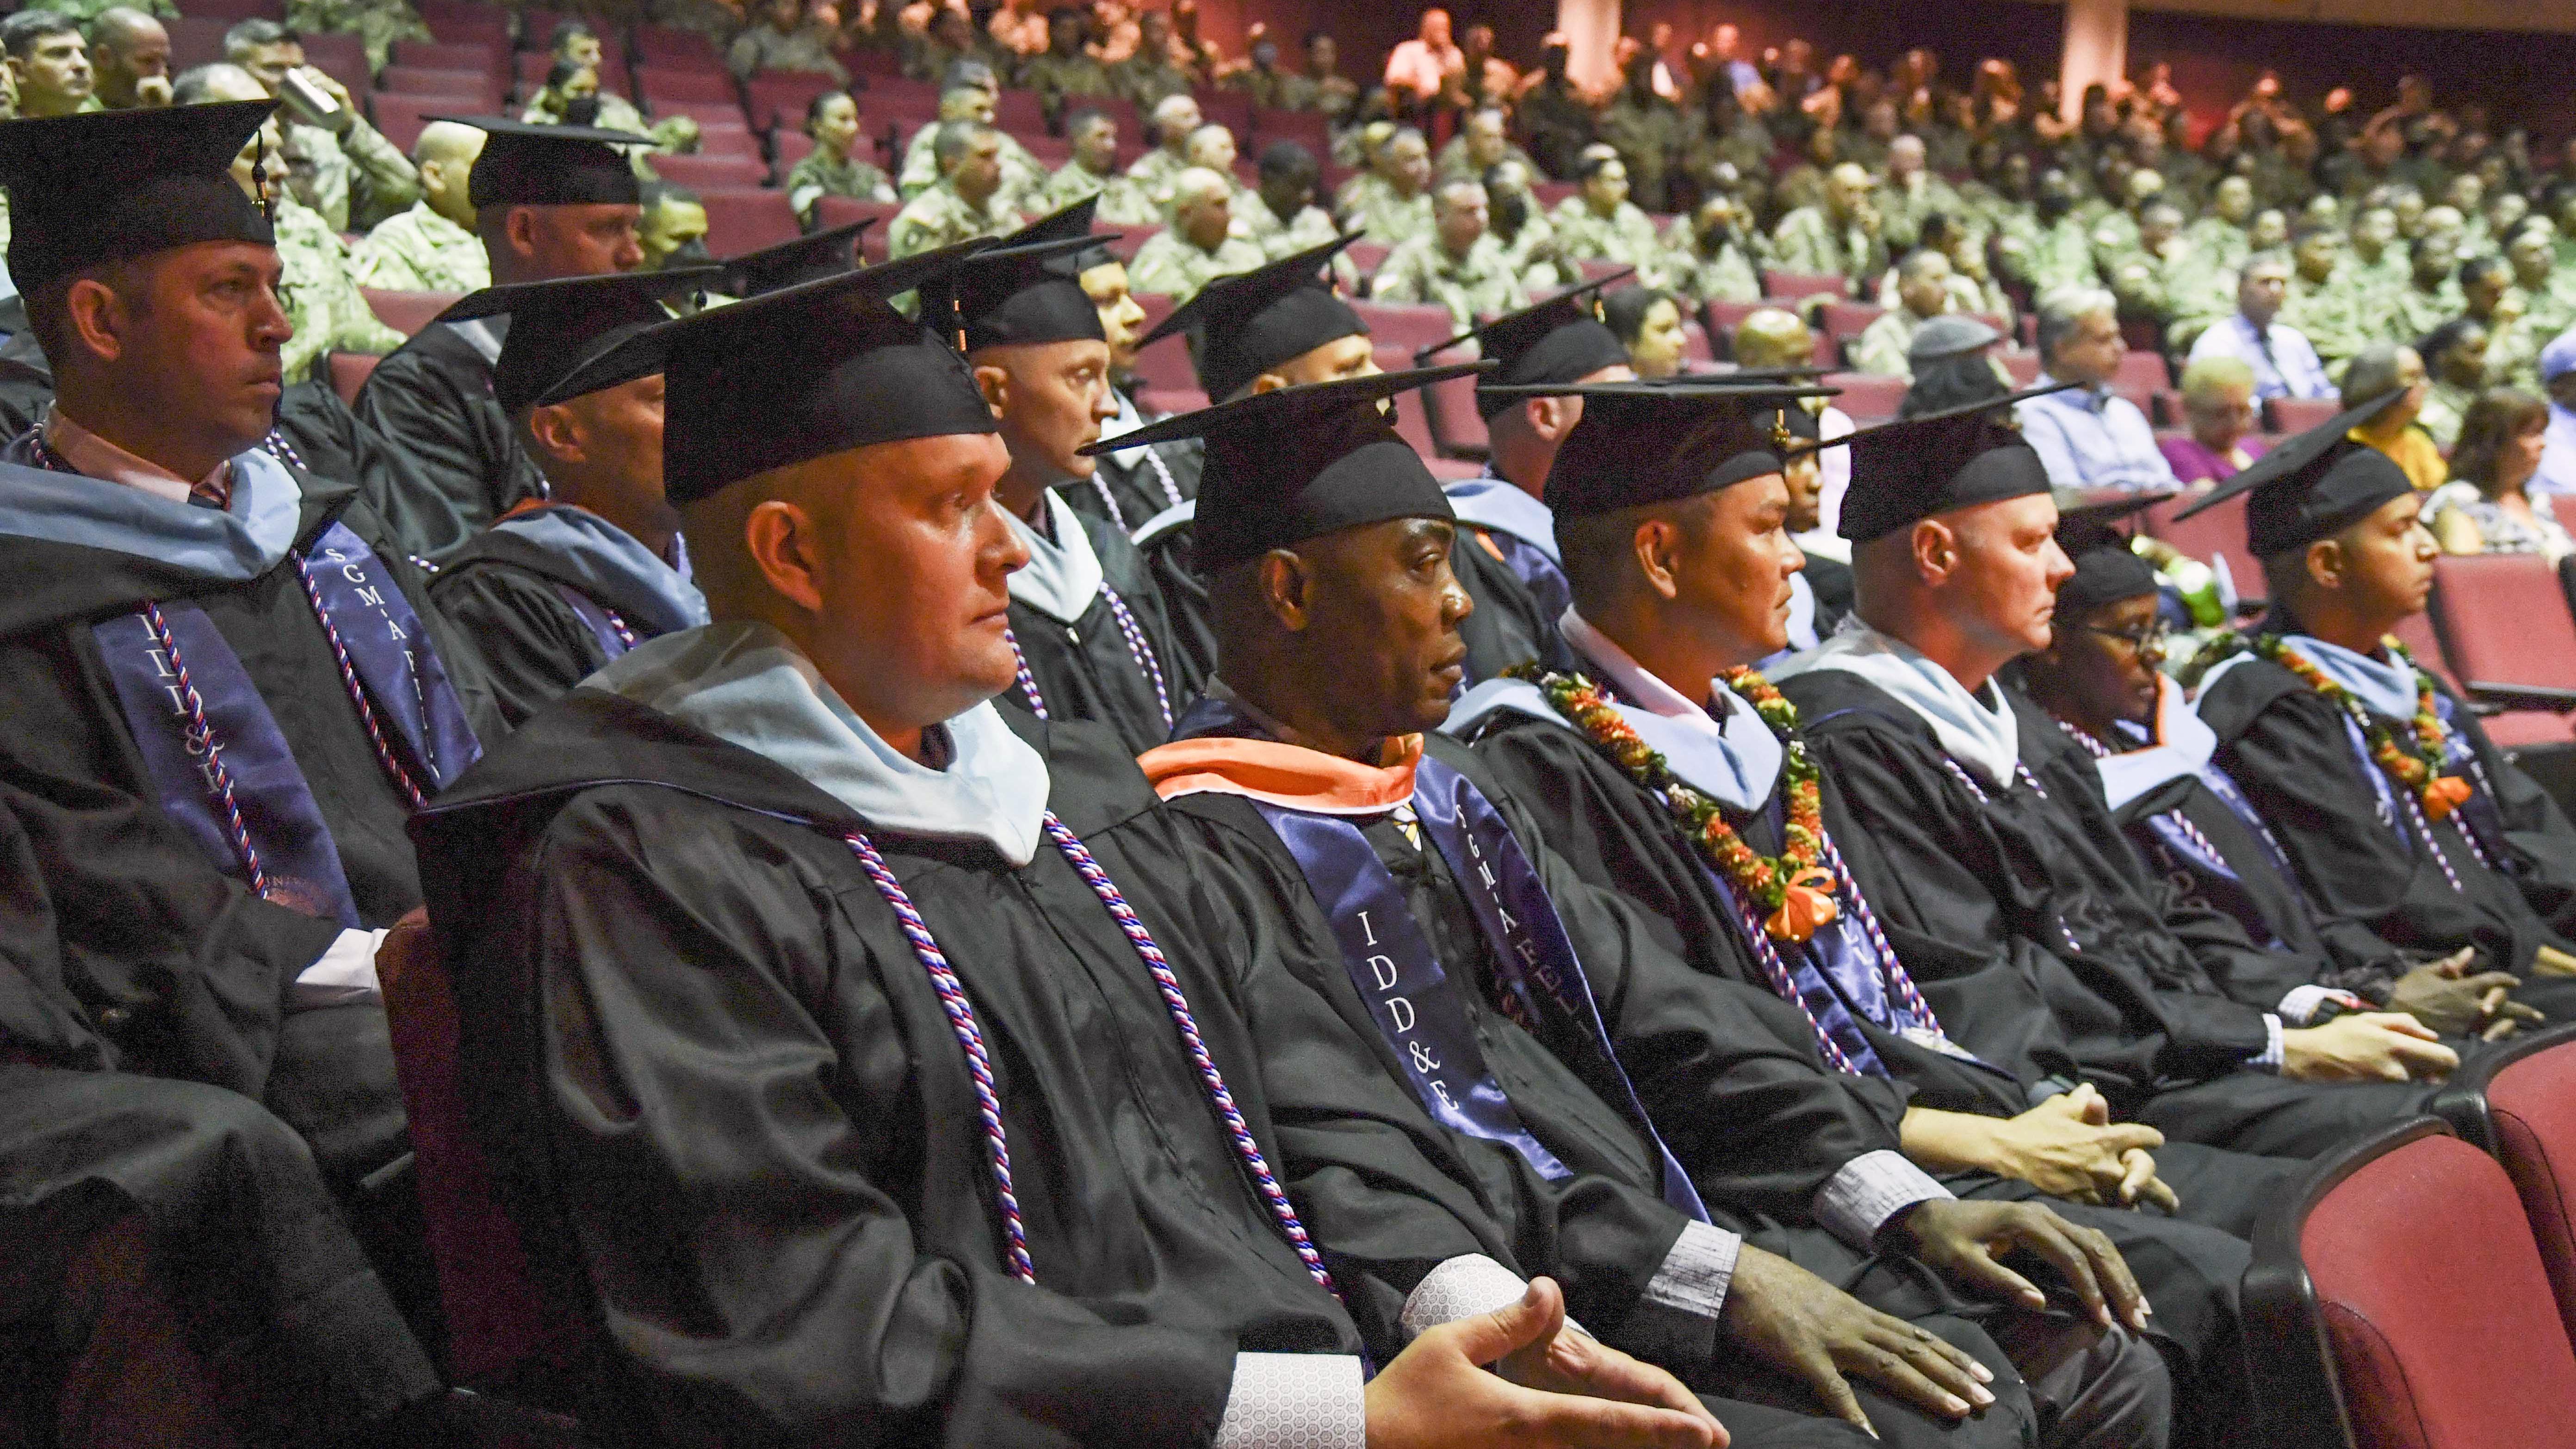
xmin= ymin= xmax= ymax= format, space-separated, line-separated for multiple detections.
xmin=1887 ymin=134 xmax=1925 ymax=179
xmin=1183 ymin=122 xmax=1236 ymax=174
xmin=171 ymin=60 xmax=264 ymax=105
xmin=1152 ymin=92 xmax=1202 ymax=149
xmin=88 ymin=6 xmax=168 ymax=108
xmin=1733 ymin=307 xmax=1814 ymax=370
xmin=414 ymin=119 xmax=486 ymax=226
xmin=1173 ymin=165 xmax=1233 ymax=248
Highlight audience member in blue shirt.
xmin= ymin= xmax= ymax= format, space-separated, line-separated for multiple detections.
xmin=2017 ymin=286 xmax=2181 ymax=493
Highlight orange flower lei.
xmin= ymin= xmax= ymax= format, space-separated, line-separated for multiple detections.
xmin=2232 ymin=634 xmax=2471 ymax=820
xmin=1508 ymin=663 xmax=1840 ymax=942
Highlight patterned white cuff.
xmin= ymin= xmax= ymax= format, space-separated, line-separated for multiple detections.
xmin=1212 ymin=1353 xmax=1365 ymax=1449
xmin=293 ymin=926 xmax=386 ymax=1009
xmin=2250 ymin=1013 xmax=2285 ymax=1072
xmin=1399 ymin=1253 xmax=1530 ymax=1342
xmin=1813 ymin=1149 xmax=1956 ymax=1251
xmin=1641 ymin=1218 xmax=1742 ymax=1322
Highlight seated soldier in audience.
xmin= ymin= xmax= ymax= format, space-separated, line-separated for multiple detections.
xmin=1129 ymin=166 xmax=1264 ymax=303
xmin=783 ymin=90 xmax=894 ymax=225
xmin=1884 ymin=214 xmax=2013 ymax=326
xmin=1553 ymin=149 xmax=1671 ymax=291
xmin=1182 ymin=122 xmax=1243 ymax=196
xmin=1057 ymin=221 xmax=1204 ymax=542
xmin=353 ymin=118 xmax=490 ymax=292
xmin=86 ymin=6 xmax=169 ymax=110
xmin=0 ymin=100 xmax=494 ymax=1444
xmin=2279 ymin=224 xmax=2375 ymax=365
xmin=1768 ymin=395 xmax=2469 ymax=1161
xmin=1019 ymin=4 xmax=1115 ymax=128
xmin=2415 ymin=316 xmax=2489 ymax=450
xmin=635 ymin=180 xmax=711 ymax=272
xmin=2185 ymin=394 xmax=2576 ymax=1018
xmin=1443 ymin=381 xmax=2300 ymax=1438
xmin=1772 ymin=163 xmax=1888 ymax=293
xmin=2022 ymin=497 xmax=2543 ymax=1042
xmin=1128 ymin=375 xmax=2181 ymax=1449
xmin=725 ymin=0 xmax=848 ymax=82
xmin=1851 ymin=249 xmax=1955 ymax=380
xmin=540 ymin=22 xmax=696 ymax=153
xmin=2338 ymin=341 xmax=2446 ymax=491
xmin=889 ymin=119 xmax=1027 ymax=259
xmin=227 ymin=19 xmax=418 ymax=231
xmin=1436 ymin=102 xmax=1536 ymax=183
xmin=1349 ymin=124 xmax=1437 ymax=248
xmin=2385 ymin=233 xmax=2465 ymax=347
xmin=1124 ymin=91 xmax=1204 ymax=207
xmin=3 ymin=11 xmax=98 ymax=120
xmin=1036 ymin=105 xmax=1157 ymax=225
xmin=181 ymin=65 xmax=406 ymax=384
xmin=281 ymin=0 xmax=427 ymax=74
xmin=1486 ymin=156 xmax=1568 ymax=294
xmin=410 ymin=254 xmax=1754 ymax=1449
xmin=893 ymin=61 xmax=1044 ymax=204
xmin=923 ymin=217 xmax=1198 ymax=749
xmin=1604 ymin=285 xmax=1689 ymax=380
xmin=1237 ymin=138 xmax=1339 ymax=260
xmin=1666 ymin=191 xmax=1763 ymax=306
xmin=428 ymin=269 xmax=724 ymax=729
xmin=2016 ymin=287 xmax=2180 ymax=494
xmin=2159 ymin=355 xmax=2268 ymax=486
xmin=1737 ymin=308 xmax=1858 ymax=540
xmin=356 ymin=118 xmax=648 ymax=562
xmin=1370 ymin=177 xmax=1529 ymax=330
xmin=1110 ymin=6 xmax=1193 ymax=111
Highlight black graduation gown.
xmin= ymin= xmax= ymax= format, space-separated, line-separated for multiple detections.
xmin=353 ymin=319 xmax=545 ymax=565
xmin=2195 ymin=645 xmax=2576 ymax=995
xmin=428 ymin=525 xmax=682 ymax=730
xmin=1801 ymin=552 xmax=1855 ymax=637
xmin=1777 ymin=669 xmax=2433 ymax=1159
xmin=1135 ymin=506 xmax=1221 ymax=696
xmin=0 ymin=459 xmax=491 ymax=1437
xmin=1454 ymin=528 xmax=1575 ymax=687
xmin=1063 ymin=407 xmax=1205 ymax=535
xmin=1001 ymin=503 xmax=1201 ymax=752
xmin=1164 ymin=744 xmax=2077 ymax=1449
xmin=411 ymin=700 xmax=1562 ymax=1445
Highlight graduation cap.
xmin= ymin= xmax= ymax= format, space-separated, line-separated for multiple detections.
xmin=1140 ymin=233 xmax=1367 ymax=401
xmin=1477 ymin=378 xmax=1839 ymax=521
xmin=0 ymin=100 xmax=276 ymax=301
xmin=715 ymin=219 xmax=871 ymax=298
xmin=442 ymin=267 xmax=722 ymax=414
xmin=1419 ymin=273 xmax=1635 ymax=419
xmin=1078 ymin=364 xmax=1488 ymax=576
xmin=436 ymin=116 xmax=647 ymax=208
xmin=556 ymin=239 xmax=1000 ymax=504
xmin=1000 ymin=194 xmax=1120 ymax=276
xmin=918 ymin=232 xmax=1108 ymax=352
xmin=1817 ymin=381 xmax=2080 ymax=543
xmin=2054 ymin=490 xmax=2174 ymax=615
xmin=2164 ymin=391 xmax=2414 ymax=559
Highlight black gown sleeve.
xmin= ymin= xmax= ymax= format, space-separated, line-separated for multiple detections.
xmin=1140 ymin=525 xmax=1220 ymax=698
xmin=503 ymin=793 xmax=1245 ymax=1447
xmin=427 ymin=564 xmax=613 ymax=732
xmin=351 ymin=336 xmax=540 ymax=565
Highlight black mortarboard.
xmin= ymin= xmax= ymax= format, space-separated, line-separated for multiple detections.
xmin=440 ymin=116 xmax=645 ymax=208
xmin=1080 ymin=365 xmax=1486 ymax=576
xmin=717 ymin=219 xmax=870 ymax=297
xmin=919 ymin=232 xmax=1108 ymax=352
xmin=2054 ymin=491 xmax=2171 ymax=616
xmin=1478 ymin=379 xmax=1837 ymax=520
xmin=1821 ymin=382 xmax=2078 ymax=543
xmin=1426 ymin=274 xmax=1635 ymax=418
xmin=445 ymin=267 xmax=721 ymax=413
xmin=1141 ymin=233 xmax=1367 ymax=400
xmin=2165 ymin=391 xmax=2413 ymax=558
xmin=574 ymin=240 xmax=999 ymax=504
xmin=0 ymin=101 xmax=276 ymax=300
xmin=1002 ymin=194 xmax=1119 ymax=276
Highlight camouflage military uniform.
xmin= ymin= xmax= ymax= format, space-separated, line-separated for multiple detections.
xmin=280 ymin=113 xmax=419 ymax=233
xmin=1221 ymin=64 xmax=1296 ymax=111
xmin=43 ymin=0 xmax=175 ymax=19
xmin=1368 ymin=232 xmax=1527 ymax=329
xmin=1235 ymin=188 xmax=1338 ymax=259
xmin=650 ymin=0 xmax=743 ymax=41
xmin=1660 ymin=214 xmax=1760 ymax=305
xmin=2419 ymin=378 xmax=2477 ymax=449
xmin=1020 ymin=50 xmax=1115 ymax=125
xmin=2281 ymin=272 xmax=2383 ymax=363
xmin=1847 ymin=307 xmax=1926 ymax=378
xmin=1768 ymin=205 xmax=1884 ymax=288
xmin=540 ymin=92 xmax=698 ymax=155
xmin=2179 ymin=216 xmax=2251 ymax=278
xmin=1595 ymin=93 xmax=1687 ymax=213
xmin=886 ymin=180 xmax=1024 ymax=259
xmin=1352 ymin=186 xmax=1434 ymax=248
xmin=1123 ymin=145 xmax=1193 ymax=211
xmin=1110 ymin=53 xmax=1192 ymax=111
xmin=1876 ymin=171 xmax=1963 ymax=255
xmin=726 ymin=21 xmax=847 ymax=80
xmin=1038 ymin=161 xmax=1159 ymax=225
xmin=1432 ymin=135 xmax=1537 ymax=185
xmin=898 ymin=124 xmax=1045 ymax=208
xmin=2386 ymin=279 xmax=2465 ymax=347
xmin=786 ymin=149 xmax=895 ymax=220
xmin=2107 ymin=241 xmax=2232 ymax=349
xmin=284 ymin=0 xmax=430 ymax=72
xmin=1127 ymin=229 xmax=1264 ymax=302
xmin=2001 ymin=213 xmax=2102 ymax=296
xmin=274 ymin=195 xmax=406 ymax=383
xmin=353 ymin=200 xmax=489 ymax=293
xmin=1496 ymin=211 xmax=1567 ymax=296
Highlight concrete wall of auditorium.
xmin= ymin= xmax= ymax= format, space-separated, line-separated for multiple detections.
xmin=1615 ymin=0 xmax=2576 ymax=138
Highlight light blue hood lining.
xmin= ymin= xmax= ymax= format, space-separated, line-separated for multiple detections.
xmin=0 ymin=449 xmax=303 ymax=578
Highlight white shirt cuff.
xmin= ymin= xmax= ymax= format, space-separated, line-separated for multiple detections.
xmin=2277 ymin=984 xmax=2362 ymax=1027
xmin=293 ymin=927 xmax=385 ymax=1009
xmin=2249 ymin=1013 xmax=2285 ymax=1072
xmin=1213 ymin=1352 xmax=1365 ymax=1449
xmin=1640 ymin=1218 xmax=1742 ymax=1322
xmin=1813 ymin=1149 xmax=1956 ymax=1250
xmin=1399 ymin=1253 xmax=1530 ymax=1341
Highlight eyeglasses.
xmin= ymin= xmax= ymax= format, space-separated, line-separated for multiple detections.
xmin=2085 ymin=620 xmax=2171 ymax=652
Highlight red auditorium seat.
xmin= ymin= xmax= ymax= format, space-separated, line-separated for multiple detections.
xmin=2434 ymin=1024 xmax=2576 ymax=1342
xmin=180 ymin=0 xmax=281 ymax=19
xmin=1530 ymin=180 xmax=1579 ymax=211
xmin=1572 ymin=257 xmax=1632 ymax=286
xmin=1998 ymin=348 xmax=2042 ymax=386
xmin=1019 ymin=133 xmax=1072 ymax=168
xmin=1375 ymin=346 xmax=1476 ymax=478
xmin=1137 ymin=387 xmax=1208 ymax=416
xmin=638 ymin=65 xmax=737 ymax=107
xmin=1250 ymin=105 xmax=1326 ymax=155
xmin=811 ymin=196 xmax=901 ymax=261
xmin=856 ymin=74 xmax=940 ymax=115
xmin=378 ymin=65 xmax=502 ymax=109
xmin=745 ymin=69 xmax=842 ymax=131
xmin=1824 ymin=372 xmax=1907 ymax=423
xmin=326 ymin=351 xmax=379 ymax=407
xmin=772 ymin=126 xmax=816 ymax=168
xmin=295 ymin=32 xmax=371 ymax=97
xmin=361 ymin=287 xmax=460 ymax=336
xmin=1681 ymin=320 xmax=1715 ymax=366
xmin=1069 ymin=93 xmax=1140 ymax=142
xmin=1344 ymin=240 xmax=1391 ymax=281
xmin=992 ymin=87 xmax=1046 ymax=136
xmin=2245 ymin=1117 xmax=2576 ymax=1449
xmin=1418 ymin=348 xmax=1489 ymax=461
xmin=1127 ymin=293 xmax=1198 ymax=392
xmin=2111 ymin=349 xmax=2172 ymax=396
xmin=368 ymin=93 xmax=449 ymax=153
xmin=391 ymin=37 xmax=500 ymax=74
xmin=1194 ymin=87 xmax=1250 ymax=137
xmin=650 ymin=151 xmax=768 ymax=189
xmin=690 ymin=125 xmax=762 ymax=159
xmin=842 ymin=44 xmax=900 ymax=78
xmin=2140 ymin=489 xmax=2264 ymax=608
xmin=1762 ymin=270 xmax=1850 ymax=301
xmin=167 ymin=16 xmax=228 ymax=73
xmin=653 ymin=98 xmax=753 ymax=129
xmin=1350 ymin=299 xmax=1458 ymax=358
xmin=696 ymin=187 xmax=802 ymax=255
xmin=2429 ymin=554 xmax=2576 ymax=705
xmin=2269 ymin=396 xmax=2343 ymax=435
xmin=633 ymin=23 xmax=727 ymax=69
xmin=1093 ymin=223 xmax=1164 ymax=262
xmin=1818 ymin=300 xmax=1883 ymax=346
xmin=415 ymin=0 xmax=510 ymax=50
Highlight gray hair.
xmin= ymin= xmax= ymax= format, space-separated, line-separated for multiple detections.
xmin=2340 ymin=342 xmax=2416 ymax=408
xmin=2035 ymin=285 xmax=2115 ymax=362
xmin=219 ymin=16 xmax=289 ymax=59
